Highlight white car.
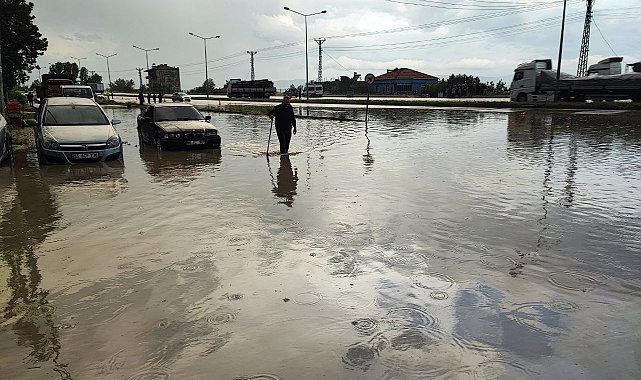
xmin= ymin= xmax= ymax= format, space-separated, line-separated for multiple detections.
xmin=171 ymin=92 xmax=191 ymax=102
xmin=29 ymin=97 xmax=123 ymax=164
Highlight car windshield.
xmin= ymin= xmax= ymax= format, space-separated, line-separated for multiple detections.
xmin=43 ymin=105 xmax=109 ymax=126
xmin=154 ymin=106 xmax=203 ymax=121
xmin=63 ymin=88 xmax=93 ymax=98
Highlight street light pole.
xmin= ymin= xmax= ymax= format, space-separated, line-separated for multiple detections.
xmin=284 ymin=6 xmax=326 ymax=101
xmin=132 ymin=45 xmax=160 ymax=70
xmin=70 ymin=56 xmax=86 ymax=69
xmin=188 ymin=33 xmax=220 ymax=99
xmin=96 ymin=52 xmax=116 ymax=99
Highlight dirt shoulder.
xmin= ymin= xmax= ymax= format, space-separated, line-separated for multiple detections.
xmin=9 ymin=126 xmax=35 ymax=152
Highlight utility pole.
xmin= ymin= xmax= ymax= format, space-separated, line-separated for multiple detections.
xmin=554 ymin=0 xmax=568 ymax=102
xmin=314 ymin=38 xmax=326 ymax=82
xmin=0 ymin=28 xmax=5 ymax=115
xmin=136 ymin=68 xmax=144 ymax=89
xmin=576 ymin=0 xmax=594 ymax=77
xmin=247 ymin=51 xmax=257 ymax=81
xmin=96 ymin=52 xmax=116 ymax=99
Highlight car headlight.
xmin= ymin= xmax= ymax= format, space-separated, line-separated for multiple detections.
xmin=42 ymin=136 xmax=60 ymax=150
xmin=205 ymin=131 xmax=218 ymax=136
xmin=106 ymin=135 xmax=120 ymax=148
xmin=166 ymin=133 xmax=182 ymax=139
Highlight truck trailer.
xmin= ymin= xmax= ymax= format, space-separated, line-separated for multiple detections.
xmin=37 ymin=74 xmax=75 ymax=100
xmin=226 ymin=79 xmax=276 ymax=99
xmin=509 ymin=58 xmax=641 ymax=102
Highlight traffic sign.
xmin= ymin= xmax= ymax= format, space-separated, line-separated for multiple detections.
xmin=365 ymin=73 xmax=375 ymax=85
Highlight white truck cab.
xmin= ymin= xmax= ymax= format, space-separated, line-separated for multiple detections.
xmin=509 ymin=59 xmax=553 ymax=102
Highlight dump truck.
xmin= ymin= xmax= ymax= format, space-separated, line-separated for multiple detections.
xmin=37 ymin=74 xmax=75 ymax=100
xmin=226 ymin=79 xmax=276 ymax=99
xmin=509 ymin=58 xmax=641 ymax=102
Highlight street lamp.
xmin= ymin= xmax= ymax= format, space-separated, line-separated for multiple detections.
xmin=284 ymin=6 xmax=326 ymax=101
xmin=70 ymin=56 xmax=86 ymax=69
xmin=188 ymin=32 xmax=220 ymax=98
xmin=132 ymin=45 xmax=160 ymax=70
xmin=96 ymin=52 xmax=116 ymax=99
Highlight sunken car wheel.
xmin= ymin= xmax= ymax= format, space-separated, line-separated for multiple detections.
xmin=154 ymin=135 xmax=163 ymax=150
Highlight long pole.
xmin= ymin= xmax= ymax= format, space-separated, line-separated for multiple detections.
xmin=132 ymin=46 xmax=159 ymax=70
xmin=284 ymin=7 xmax=326 ymax=101
xmin=97 ymin=52 xmax=116 ymax=100
xmin=204 ymin=38 xmax=208 ymax=98
xmin=189 ymin=33 xmax=219 ymax=99
xmin=554 ymin=0 xmax=568 ymax=102
xmin=305 ymin=15 xmax=309 ymax=100
xmin=0 ymin=27 xmax=5 ymax=115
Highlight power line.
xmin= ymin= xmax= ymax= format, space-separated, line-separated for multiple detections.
xmin=593 ymin=19 xmax=617 ymax=56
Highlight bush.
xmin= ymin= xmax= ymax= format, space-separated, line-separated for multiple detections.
xmin=8 ymin=86 xmax=27 ymax=104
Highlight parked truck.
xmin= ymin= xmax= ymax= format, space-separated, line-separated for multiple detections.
xmin=509 ymin=58 xmax=641 ymax=102
xmin=226 ymin=79 xmax=276 ymax=99
xmin=37 ymin=74 xmax=74 ymax=100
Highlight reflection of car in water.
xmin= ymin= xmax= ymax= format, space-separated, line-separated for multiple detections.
xmin=137 ymin=104 xmax=221 ymax=150
xmin=139 ymin=146 xmax=221 ymax=182
xmin=0 ymin=113 xmax=13 ymax=165
xmin=30 ymin=97 xmax=123 ymax=164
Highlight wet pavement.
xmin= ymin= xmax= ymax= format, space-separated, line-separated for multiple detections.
xmin=1 ymin=107 xmax=640 ymax=379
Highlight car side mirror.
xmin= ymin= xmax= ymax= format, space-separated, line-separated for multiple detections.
xmin=25 ymin=119 xmax=38 ymax=127
xmin=205 ymin=115 xmax=211 ymax=122
xmin=111 ymin=119 xmax=122 ymax=125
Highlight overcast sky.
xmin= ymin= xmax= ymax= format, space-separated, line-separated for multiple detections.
xmin=29 ymin=0 xmax=641 ymax=90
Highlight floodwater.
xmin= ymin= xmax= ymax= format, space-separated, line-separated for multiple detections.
xmin=1 ymin=106 xmax=640 ymax=379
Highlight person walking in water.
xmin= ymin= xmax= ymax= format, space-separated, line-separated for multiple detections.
xmin=138 ymin=90 xmax=145 ymax=105
xmin=268 ymin=95 xmax=296 ymax=155
xmin=147 ymin=91 xmax=151 ymax=104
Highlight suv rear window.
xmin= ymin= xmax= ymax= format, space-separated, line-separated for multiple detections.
xmin=43 ymin=105 xmax=109 ymax=126
xmin=154 ymin=106 xmax=203 ymax=121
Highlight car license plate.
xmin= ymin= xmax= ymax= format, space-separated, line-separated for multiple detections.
xmin=187 ymin=140 xmax=205 ymax=145
xmin=71 ymin=152 xmax=99 ymax=159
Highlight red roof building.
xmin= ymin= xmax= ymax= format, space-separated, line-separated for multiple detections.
xmin=373 ymin=68 xmax=439 ymax=95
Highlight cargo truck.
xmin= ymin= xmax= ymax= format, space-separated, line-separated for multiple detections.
xmin=509 ymin=58 xmax=641 ymax=102
xmin=37 ymin=74 xmax=74 ymax=100
xmin=226 ymin=79 xmax=276 ymax=99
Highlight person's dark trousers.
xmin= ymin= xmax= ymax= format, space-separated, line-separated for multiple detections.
xmin=276 ymin=128 xmax=292 ymax=154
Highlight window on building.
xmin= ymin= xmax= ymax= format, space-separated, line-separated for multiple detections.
xmin=395 ymin=83 xmax=412 ymax=92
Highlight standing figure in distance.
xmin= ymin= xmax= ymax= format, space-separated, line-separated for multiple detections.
xmin=268 ymin=95 xmax=297 ymax=155
xmin=138 ymin=90 xmax=145 ymax=105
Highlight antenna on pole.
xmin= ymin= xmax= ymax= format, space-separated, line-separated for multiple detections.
xmin=247 ymin=51 xmax=257 ymax=81
xmin=314 ymin=38 xmax=326 ymax=82
xmin=577 ymin=0 xmax=594 ymax=77
xmin=136 ymin=68 xmax=144 ymax=89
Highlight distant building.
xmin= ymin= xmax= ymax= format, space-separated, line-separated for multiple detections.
xmin=373 ymin=68 xmax=438 ymax=95
xmin=146 ymin=64 xmax=181 ymax=93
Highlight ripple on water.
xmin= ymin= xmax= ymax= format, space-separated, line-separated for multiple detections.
xmin=224 ymin=293 xmax=244 ymax=301
xmin=337 ymin=292 xmax=376 ymax=310
xmin=206 ymin=311 xmax=237 ymax=325
xmin=227 ymin=235 xmax=251 ymax=246
xmin=377 ymin=246 xmax=428 ymax=268
xmin=128 ymin=369 xmax=170 ymax=380
xmin=385 ymin=307 xmax=438 ymax=330
xmin=342 ymin=343 xmax=378 ymax=371
xmin=234 ymin=374 xmax=281 ymax=380
xmin=351 ymin=318 xmax=378 ymax=335
xmin=480 ymin=255 xmax=517 ymax=269
xmin=293 ymin=292 xmax=322 ymax=305
xmin=548 ymin=298 xmax=581 ymax=313
xmin=429 ymin=291 xmax=449 ymax=300
xmin=472 ymin=357 xmax=536 ymax=379
xmin=548 ymin=271 xmax=603 ymax=292
xmin=327 ymin=251 xmax=359 ymax=277
xmin=411 ymin=272 xmax=456 ymax=290
xmin=503 ymin=302 xmax=561 ymax=337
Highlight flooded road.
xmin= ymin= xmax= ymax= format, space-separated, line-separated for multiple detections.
xmin=1 ymin=107 xmax=640 ymax=379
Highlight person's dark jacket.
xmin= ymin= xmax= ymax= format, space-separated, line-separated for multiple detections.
xmin=269 ymin=103 xmax=296 ymax=131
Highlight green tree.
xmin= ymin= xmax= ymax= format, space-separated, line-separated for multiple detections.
xmin=49 ymin=61 xmax=78 ymax=81
xmin=86 ymin=73 xmax=103 ymax=83
xmin=79 ymin=67 xmax=88 ymax=84
xmin=110 ymin=78 xmax=135 ymax=92
xmin=0 ymin=0 xmax=48 ymax=94
xmin=189 ymin=78 xmax=215 ymax=94
xmin=31 ymin=79 xmax=41 ymax=89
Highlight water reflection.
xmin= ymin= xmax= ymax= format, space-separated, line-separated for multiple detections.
xmin=0 ymin=152 xmax=70 ymax=378
xmin=363 ymin=122 xmax=374 ymax=172
xmin=271 ymin=156 xmax=298 ymax=207
xmin=139 ymin=147 xmax=221 ymax=183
